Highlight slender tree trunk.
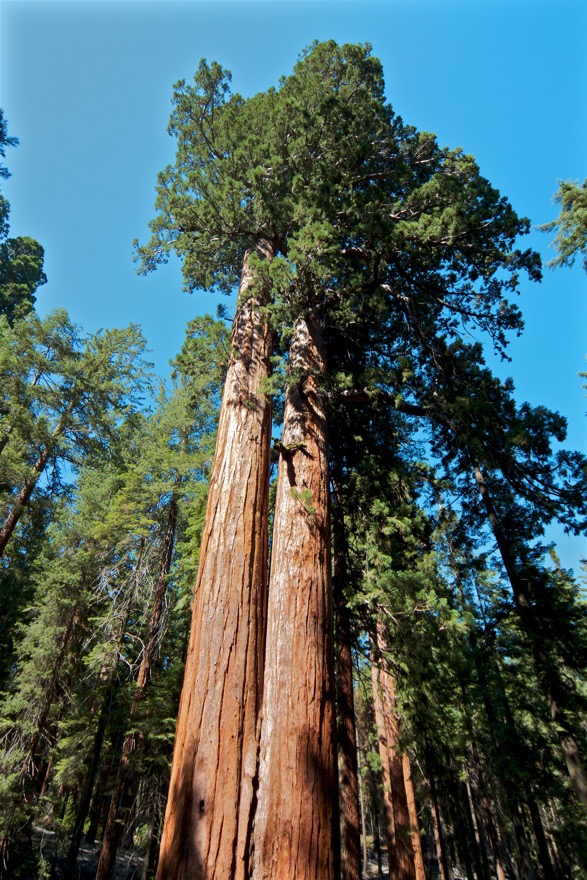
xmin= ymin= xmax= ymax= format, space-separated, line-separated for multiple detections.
xmin=86 ymin=761 xmax=112 ymax=844
xmin=0 ymin=610 xmax=78 ymax=872
xmin=65 ymin=695 xmax=110 ymax=876
xmin=95 ymin=496 xmax=178 ymax=880
xmin=253 ymin=313 xmax=337 ymax=880
xmin=467 ymin=627 xmax=538 ymax=880
xmin=473 ymin=464 xmax=587 ymax=806
xmin=331 ymin=473 xmax=362 ymax=880
xmin=527 ymin=798 xmax=557 ymax=880
xmin=469 ymin=742 xmax=506 ymax=880
xmin=142 ymin=817 xmax=160 ymax=880
xmin=0 ymin=400 xmax=73 ymax=556
xmin=156 ymin=240 xmax=275 ymax=880
xmin=367 ymin=761 xmax=384 ymax=877
xmin=0 ymin=444 xmax=51 ymax=555
xmin=371 ymin=655 xmax=396 ymax=865
xmin=356 ymin=747 xmax=369 ymax=874
xmin=450 ymin=788 xmax=475 ymax=880
xmin=402 ymin=754 xmax=425 ymax=880
xmin=426 ymin=769 xmax=450 ymax=880
xmin=371 ymin=625 xmax=418 ymax=880
xmin=463 ymin=777 xmax=486 ymax=880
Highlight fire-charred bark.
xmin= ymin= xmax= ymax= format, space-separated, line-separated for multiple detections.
xmin=155 ymin=240 xmax=274 ymax=880
xmin=252 ymin=313 xmax=337 ymax=880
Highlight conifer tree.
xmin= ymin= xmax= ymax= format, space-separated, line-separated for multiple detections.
xmin=0 ymin=311 xmax=150 ymax=558
xmin=0 ymin=110 xmax=46 ymax=323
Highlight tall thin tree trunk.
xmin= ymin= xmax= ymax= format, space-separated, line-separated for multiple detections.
xmin=367 ymin=761 xmax=384 ymax=877
xmin=371 ymin=654 xmax=396 ymax=867
xmin=469 ymin=742 xmax=506 ymax=880
xmin=356 ymin=747 xmax=369 ymax=874
xmin=473 ymin=464 xmax=587 ymax=806
xmin=155 ymin=240 xmax=275 ymax=880
xmin=86 ymin=760 xmax=112 ymax=845
xmin=426 ymin=769 xmax=450 ymax=880
xmin=331 ymin=471 xmax=362 ymax=880
xmin=402 ymin=754 xmax=425 ymax=880
xmin=371 ymin=625 xmax=418 ymax=880
xmin=253 ymin=313 xmax=337 ymax=880
xmin=466 ymin=626 xmax=538 ymax=880
xmin=65 ymin=693 xmax=110 ymax=876
xmin=463 ymin=777 xmax=485 ymax=880
xmin=527 ymin=798 xmax=557 ymax=880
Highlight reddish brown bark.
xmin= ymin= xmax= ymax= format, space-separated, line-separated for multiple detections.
xmin=252 ymin=314 xmax=337 ymax=880
xmin=402 ymin=754 xmax=425 ymax=880
xmin=371 ymin=626 xmax=417 ymax=880
xmin=155 ymin=240 xmax=274 ymax=880
xmin=0 ymin=444 xmax=51 ymax=555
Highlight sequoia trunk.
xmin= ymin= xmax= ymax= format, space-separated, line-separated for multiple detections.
xmin=252 ymin=313 xmax=337 ymax=880
xmin=155 ymin=240 xmax=274 ymax=880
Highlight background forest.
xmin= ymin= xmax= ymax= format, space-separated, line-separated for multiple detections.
xmin=0 ymin=3 xmax=586 ymax=880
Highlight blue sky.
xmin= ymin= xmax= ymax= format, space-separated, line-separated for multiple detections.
xmin=1 ymin=0 xmax=586 ymax=567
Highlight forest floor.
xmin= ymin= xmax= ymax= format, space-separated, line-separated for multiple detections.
xmin=31 ymin=827 xmax=144 ymax=879
xmin=363 ymin=851 xmax=390 ymax=878
xmin=32 ymin=827 xmax=390 ymax=879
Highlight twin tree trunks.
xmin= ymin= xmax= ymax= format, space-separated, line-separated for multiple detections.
xmin=157 ymin=241 xmax=421 ymax=878
xmin=156 ymin=240 xmax=339 ymax=880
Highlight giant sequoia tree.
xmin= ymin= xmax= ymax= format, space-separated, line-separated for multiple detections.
xmin=136 ymin=39 xmax=585 ymax=880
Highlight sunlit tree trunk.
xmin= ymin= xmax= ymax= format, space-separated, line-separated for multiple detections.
xmin=253 ymin=313 xmax=337 ymax=880
xmin=155 ymin=240 xmax=274 ymax=880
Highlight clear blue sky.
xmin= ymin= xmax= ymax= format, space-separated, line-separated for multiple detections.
xmin=1 ymin=0 xmax=586 ymax=567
